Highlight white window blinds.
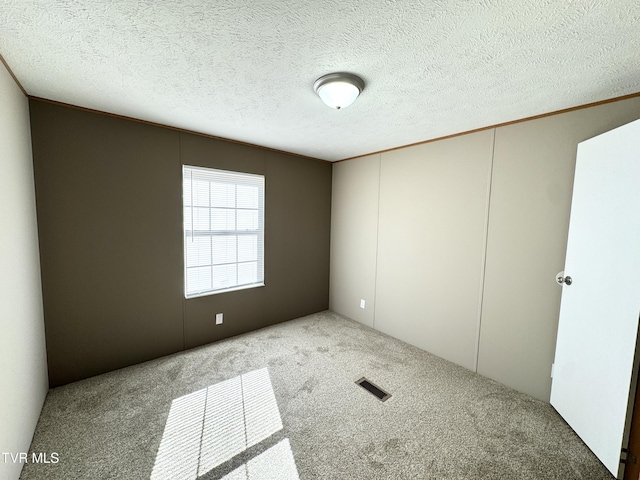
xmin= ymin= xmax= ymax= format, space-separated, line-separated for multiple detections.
xmin=183 ymin=165 xmax=265 ymax=297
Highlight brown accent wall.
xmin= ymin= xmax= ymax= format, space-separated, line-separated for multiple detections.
xmin=29 ymin=100 xmax=331 ymax=387
xmin=179 ymin=132 xmax=269 ymax=349
xmin=264 ymin=151 xmax=332 ymax=325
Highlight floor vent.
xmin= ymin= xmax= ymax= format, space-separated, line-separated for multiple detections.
xmin=356 ymin=377 xmax=391 ymax=402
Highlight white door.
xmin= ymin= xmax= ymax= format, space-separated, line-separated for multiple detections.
xmin=550 ymin=118 xmax=640 ymax=478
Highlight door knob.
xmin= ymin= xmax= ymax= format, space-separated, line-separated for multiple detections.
xmin=556 ymin=273 xmax=572 ymax=285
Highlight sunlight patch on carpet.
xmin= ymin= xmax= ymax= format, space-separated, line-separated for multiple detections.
xmin=221 ymin=439 xmax=299 ymax=480
xmin=150 ymin=368 xmax=296 ymax=480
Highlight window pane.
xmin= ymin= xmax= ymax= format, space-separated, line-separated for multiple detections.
xmin=237 ymin=210 xmax=258 ymax=231
xmin=183 ymin=166 xmax=264 ymax=297
xmin=211 ymin=208 xmax=236 ymax=231
xmin=192 ymin=179 xmax=210 ymax=207
xmin=237 ymin=235 xmax=257 ymax=263
xmin=185 ymin=236 xmax=211 ymax=268
xmin=184 ymin=206 xmax=192 ymax=232
xmin=238 ymin=262 xmax=257 ymax=285
xmin=193 ymin=207 xmax=210 ymax=231
xmin=187 ymin=266 xmax=212 ymax=294
xmin=237 ymin=185 xmax=258 ymax=209
xmin=212 ymin=236 xmax=237 ymax=265
xmin=211 ymin=182 xmax=236 ymax=208
xmin=212 ymin=264 xmax=237 ymax=291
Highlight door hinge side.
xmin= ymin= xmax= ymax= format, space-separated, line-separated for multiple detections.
xmin=621 ymin=447 xmax=637 ymax=465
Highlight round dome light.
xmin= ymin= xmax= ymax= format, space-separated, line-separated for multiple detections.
xmin=313 ymin=73 xmax=365 ymax=109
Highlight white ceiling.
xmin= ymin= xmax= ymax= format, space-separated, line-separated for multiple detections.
xmin=1 ymin=1 xmax=639 ymax=161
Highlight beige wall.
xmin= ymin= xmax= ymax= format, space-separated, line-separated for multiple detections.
xmin=0 ymin=63 xmax=48 ymax=479
xmin=330 ymin=96 xmax=640 ymax=401
xmin=375 ymin=131 xmax=494 ymax=371
xmin=479 ymin=97 xmax=640 ymax=400
xmin=330 ymin=154 xmax=380 ymax=328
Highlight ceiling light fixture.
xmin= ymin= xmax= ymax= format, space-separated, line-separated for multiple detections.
xmin=313 ymin=72 xmax=365 ymax=110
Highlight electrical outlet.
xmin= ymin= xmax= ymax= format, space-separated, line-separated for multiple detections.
xmin=360 ymin=299 xmax=365 ymax=309
xmin=215 ymin=313 xmax=223 ymax=325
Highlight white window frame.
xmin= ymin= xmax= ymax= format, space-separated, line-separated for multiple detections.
xmin=183 ymin=165 xmax=265 ymax=298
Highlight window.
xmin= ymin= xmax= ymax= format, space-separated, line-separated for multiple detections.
xmin=183 ymin=165 xmax=264 ymax=297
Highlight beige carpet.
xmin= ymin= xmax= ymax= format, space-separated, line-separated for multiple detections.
xmin=20 ymin=311 xmax=613 ymax=479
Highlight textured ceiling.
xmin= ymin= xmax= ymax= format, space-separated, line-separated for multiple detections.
xmin=1 ymin=1 xmax=639 ymax=161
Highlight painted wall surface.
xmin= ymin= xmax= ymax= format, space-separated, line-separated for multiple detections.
xmin=375 ymin=130 xmax=494 ymax=371
xmin=30 ymin=100 xmax=331 ymax=387
xmin=263 ymin=151 xmax=331 ymax=326
xmin=330 ymin=96 xmax=640 ymax=401
xmin=30 ymin=101 xmax=185 ymax=387
xmin=479 ymin=97 xmax=640 ymax=400
xmin=329 ymin=154 xmax=380 ymax=328
xmin=181 ymin=137 xmax=332 ymax=349
xmin=180 ymin=132 xmax=268 ymax=349
xmin=0 ymin=64 xmax=48 ymax=480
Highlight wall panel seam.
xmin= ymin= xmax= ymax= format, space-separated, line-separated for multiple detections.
xmin=180 ymin=132 xmax=186 ymax=352
xmin=474 ymin=128 xmax=497 ymax=372
xmin=264 ymin=149 xmax=268 ymax=325
xmin=372 ymin=153 xmax=382 ymax=330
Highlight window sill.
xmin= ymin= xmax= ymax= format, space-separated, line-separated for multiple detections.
xmin=184 ymin=283 xmax=265 ymax=299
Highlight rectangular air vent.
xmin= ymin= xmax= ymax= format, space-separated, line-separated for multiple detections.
xmin=356 ymin=377 xmax=391 ymax=402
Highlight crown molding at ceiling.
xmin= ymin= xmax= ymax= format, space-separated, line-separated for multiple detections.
xmin=336 ymin=90 xmax=640 ymax=164
xmin=0 ymin=52 xmax=27 ymax=97
xmin=26 ymin=89 xmax=640 ymax=165
xmin=27 ymin=96 xmax=331 ymax=164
